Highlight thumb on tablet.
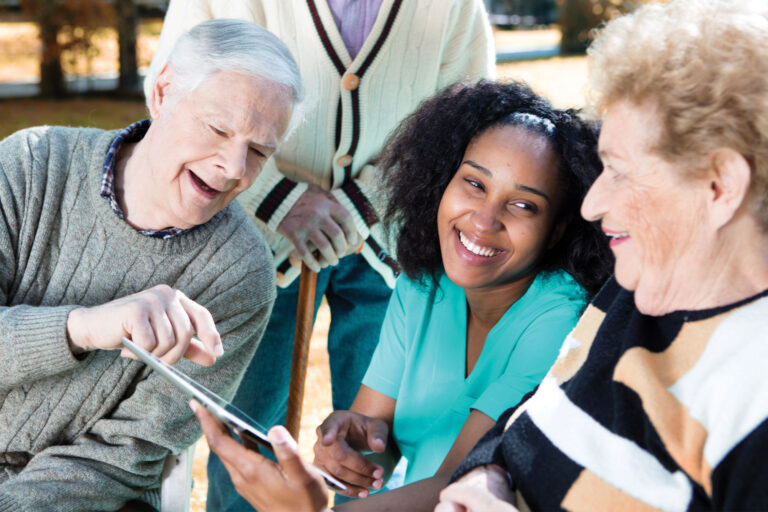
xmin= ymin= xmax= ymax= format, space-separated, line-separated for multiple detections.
xmin=191 ymin=399 xmax=228 ymax=441
xmin=268 ymin=426 xmax=315 ymax=484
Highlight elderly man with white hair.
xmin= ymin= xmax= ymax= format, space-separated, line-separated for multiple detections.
xmin=0 ymin=19 xmax=301 ymax=511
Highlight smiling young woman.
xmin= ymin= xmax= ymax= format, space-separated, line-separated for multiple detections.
xmin=306 ymin=81 xmax=614 ymax=511
xmin=438 ymin=124 xmax=565 ymax=292
xmin=189 ymin=80 xmax=613 ymax=512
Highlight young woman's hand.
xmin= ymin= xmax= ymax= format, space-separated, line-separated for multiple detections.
xmin=434 ymin=465 xmax=517 ymax=512
xmin=313 ymin=410 xmax=389 ymax=497
xmin=192 ymin=400 xmax=329 ymax=512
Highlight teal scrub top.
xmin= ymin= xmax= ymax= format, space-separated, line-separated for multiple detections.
xmin=362 ymin=270 xmax=587 ymax=484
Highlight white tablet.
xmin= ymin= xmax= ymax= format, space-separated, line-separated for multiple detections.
xmin=121 ymin=337 xmax=347 ymax=492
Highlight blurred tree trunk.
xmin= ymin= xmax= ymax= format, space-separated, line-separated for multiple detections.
xmin=558 ymin=0 xmax=602 ymax=55
xmin=557 ymin=0 xmax=643 ymax=55
xmin=116 ymin=0 xmax=139 ymax=93
xmin=25 ymin=0 xmax=67 ymax=98
xmin=24 ymin=0 xmax=117 ymax=98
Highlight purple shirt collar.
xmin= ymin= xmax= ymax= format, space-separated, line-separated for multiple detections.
xmin=326 ymin=0 xmax=383 ymax=59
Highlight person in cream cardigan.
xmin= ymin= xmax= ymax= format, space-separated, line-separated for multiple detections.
xmin=146 ymin=2 xmax=495 ymax=510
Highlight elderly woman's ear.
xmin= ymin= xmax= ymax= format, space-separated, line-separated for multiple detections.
xmin=707 ymin=148 xmax=753 ymax=229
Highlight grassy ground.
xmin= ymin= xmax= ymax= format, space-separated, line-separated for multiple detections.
xmin=0 ymin=98 xmax=148 ymax=138
xmin=0 ymin=22 xmax=587 ymax=511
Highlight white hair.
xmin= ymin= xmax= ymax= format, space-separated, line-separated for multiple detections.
xmin=145 ymin=18 xmax=304 ymax=131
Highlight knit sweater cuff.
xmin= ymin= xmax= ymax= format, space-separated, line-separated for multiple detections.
xmin=11 ymin=305 xmax=82 ymax=380
xmin=264 ymin=181 xmax=308 ymax=233
xmin=239 ymin=170 xmax=308 ymax=232
xmin=332 ymin=183 xmax=376 ymax=241
xmin=0 ymin=493 xmax=24 ymax=511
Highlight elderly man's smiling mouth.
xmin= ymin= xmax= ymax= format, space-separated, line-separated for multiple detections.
xmin=188 ymin=169 xmax=221 ymax=199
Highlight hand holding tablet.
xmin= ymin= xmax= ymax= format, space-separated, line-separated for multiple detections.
xmin=121 ymin=337 xmax=347 ymax=492
xmin=192 ymin=402 xmax=332 ymax=512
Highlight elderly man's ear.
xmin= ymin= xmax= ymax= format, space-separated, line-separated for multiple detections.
xmin=149 ymin=62 xmax=175 ymax=119
xmin=707 ymin=147 xmax=752 ymax=230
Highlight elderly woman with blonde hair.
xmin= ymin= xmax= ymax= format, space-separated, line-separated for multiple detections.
xmin=435 ymin=0 xmax=768 ymax=510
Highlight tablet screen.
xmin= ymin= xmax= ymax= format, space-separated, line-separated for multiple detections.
xmin=121 ymin=337 xmax=347 ymax=492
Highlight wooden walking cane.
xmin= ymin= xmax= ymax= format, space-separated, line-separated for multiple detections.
xmin=285 ymin=262 xmax=317 ymax=441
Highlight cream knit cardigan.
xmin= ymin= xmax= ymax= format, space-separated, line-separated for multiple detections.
xmin=147 ymin=0 xmax=495 ymax=287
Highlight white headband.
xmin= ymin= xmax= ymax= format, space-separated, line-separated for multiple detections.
xmin=509 ymin=112 xmax=556 ymax=135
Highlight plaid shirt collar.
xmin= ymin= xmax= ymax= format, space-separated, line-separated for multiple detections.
xmin=101 ymin=119 xmax=189 ymax=240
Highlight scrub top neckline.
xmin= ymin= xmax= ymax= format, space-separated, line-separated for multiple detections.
xmin=439 ymin=273 xmax=544 ymax=383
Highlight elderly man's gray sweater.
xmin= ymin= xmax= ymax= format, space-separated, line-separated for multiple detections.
xmin=0 ymin=126 xmax=275 ymax=511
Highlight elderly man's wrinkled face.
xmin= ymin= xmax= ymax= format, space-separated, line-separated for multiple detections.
xmin=146 ymin=69 xmax=293 ymax=228
xmin=581 ymin=100 xmax=714 ymax=315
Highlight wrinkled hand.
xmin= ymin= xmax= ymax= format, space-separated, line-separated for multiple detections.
xmin=66 ymin=284 xmax=222 ymax=366
xmin=313 ymin=410 xmax=388 ymax=498
xmin=278 ymin=184 xmax=361 ymax=272
xmin=192 ymin=401 xmax=329 ymax=512
xmin=435 ymin=465 xmax=517 ymax=512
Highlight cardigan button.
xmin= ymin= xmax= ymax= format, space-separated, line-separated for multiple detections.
xmin=336 ymin=154 xmax=353 ymax=167
xmin=342 ymin=73 xmax=360 ymax=91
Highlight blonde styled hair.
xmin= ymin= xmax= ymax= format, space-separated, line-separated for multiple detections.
xmin=586 ymin=0 xmax=768 ymax=226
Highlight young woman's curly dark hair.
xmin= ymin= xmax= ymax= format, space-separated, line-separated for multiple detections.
xmin=379 ymin=80 xmax=613 ymax=296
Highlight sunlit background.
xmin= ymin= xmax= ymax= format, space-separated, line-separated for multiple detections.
xmin=0 ymin=1 xmax=656 ymax=509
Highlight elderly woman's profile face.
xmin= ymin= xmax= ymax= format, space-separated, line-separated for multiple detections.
xmin=581 ymin=100 xmax=717 ymax=315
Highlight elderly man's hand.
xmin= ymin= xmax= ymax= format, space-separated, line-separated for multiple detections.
xmin=66 ymin=285 xmax=223 ymax=366
xmin=435 ymin=465 xmax=518 ymax=512
xmin=192 ymin=400 xmax=329 ymax=512
xmin=278 ymin=184 xmax=361 ymax=272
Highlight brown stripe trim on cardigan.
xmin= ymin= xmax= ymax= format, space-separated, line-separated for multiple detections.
xmin=334 ymin=98 xmax=342 ymax=149
xmin=254 ymin=177 xmax=297 ymax=223
xmin=306 ymin=0 xmax=404 ymax=80
xmin=342 ymin=0 xmax=404 ymax=184
xmin=342 ymin=180 xmax=378 ymax=226
xmin=276 ymin=258 xmax=292 ymax=275
xmin=366 ymin=236 xmax=400 ymax=276
xmin=305 ymin=0 xmax=404 ymax=225
xmin=357 ymin=0 xmax=404 ymax=77
xmin=343 ymin=87 xmax=361 ymax=184
xmin=306 ymin=0 xmax=345 ymax=75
